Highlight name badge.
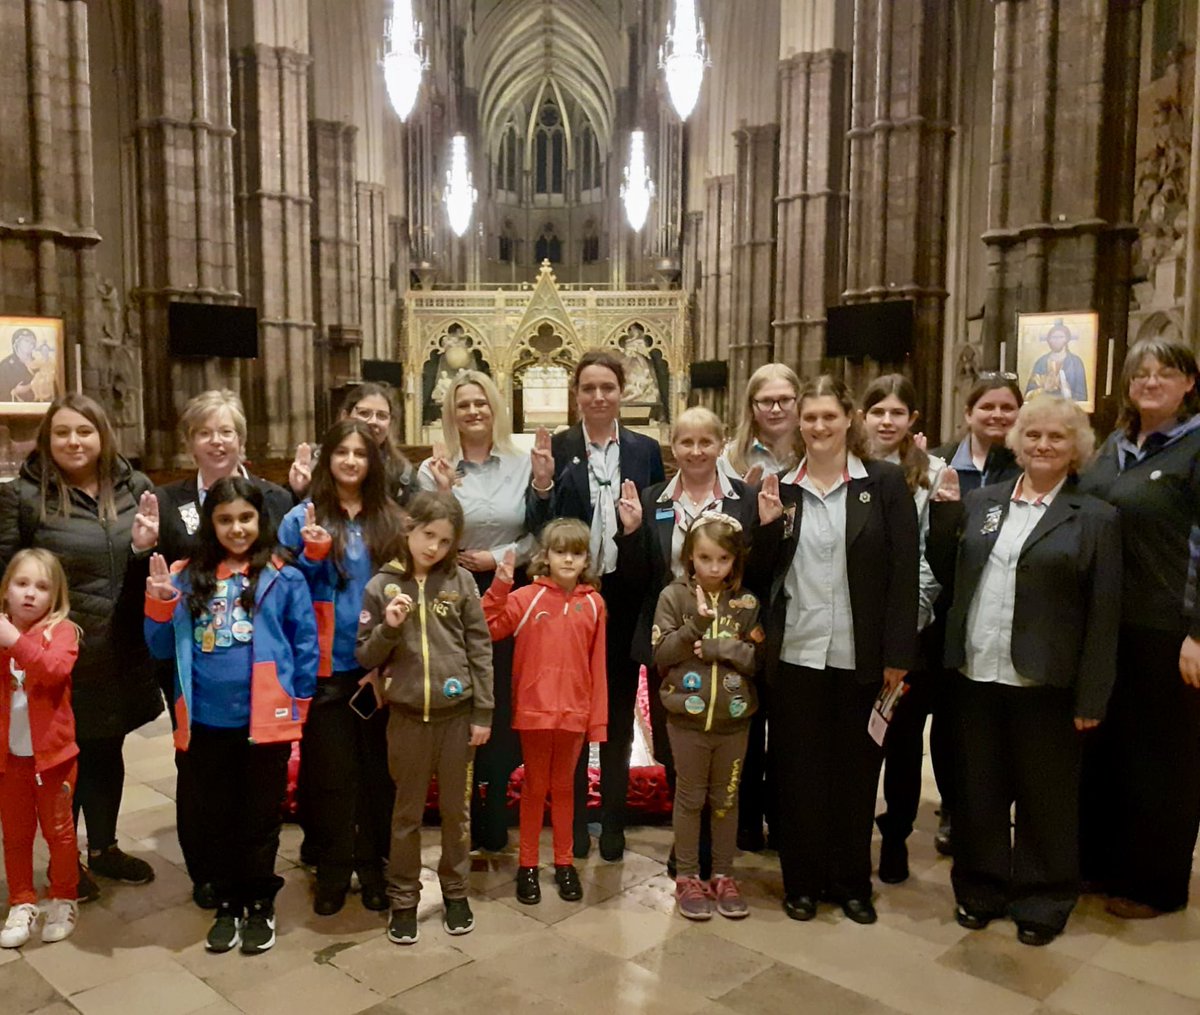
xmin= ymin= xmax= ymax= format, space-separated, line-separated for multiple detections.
xmin=179 ymin=502 xmax=200 ymax=536
xmin=981 ymin=505 xmax=1003 ymax=535
xmin=656 ymin=506 xmax=675 ymax=521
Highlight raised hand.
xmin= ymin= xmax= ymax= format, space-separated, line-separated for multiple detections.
xmin=146 ymin=553 xmax=176 ymax=601
xmin=429 ymin=441 xmax=456 ymax=491
xmin=742 ymin=463 xmax=765 ymax=486
xmin=300 ymin=502 xmax=330 ymax=544
xmin=616 ymin=478 xmax=643 ymax=532
xmin=758 ymin=472 xmax=783 ymax=525
xmin=530 ymin=426 xmax=555 ymax=492
xmin=932 ymin=466 xmax=960 ymax=503
xmin=289 ymin=443 xmax=313 ymax=495
xmin=0 ymin=614 xmax=19 ymax=649
xmin=384 ymin=591 xmax=413 ymax=628
xmin=694 ymin=582 xmax=715 ymax=619
xmin=495 ymin=548 xmax=516 ymax=586
xmin=131 ymin=491 xmax=160 ymax=551
xmin=912 ymin=432 xmax=928 ymax=451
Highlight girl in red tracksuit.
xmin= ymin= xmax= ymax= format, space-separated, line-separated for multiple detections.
xmin=0 ymin=549 xmax=81 ymax=949
xmin=483 ymin=518 xmax=607 ymax=906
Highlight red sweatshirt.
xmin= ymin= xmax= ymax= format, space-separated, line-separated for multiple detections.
xmin=482 ymin=577 xmax=608 ymax=741
xmin=0 ymin=623 xmax=79 ymax=775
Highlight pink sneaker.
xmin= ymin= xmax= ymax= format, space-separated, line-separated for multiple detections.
xmin=711 ymin=875 xmax=750 ymax=919
xmin=675 ymin=876 xmax=714 ymax=921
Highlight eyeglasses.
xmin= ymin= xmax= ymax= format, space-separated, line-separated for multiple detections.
xmin=194 ymin=427 xmax=239 ymax=444
xmin=1130 ymin=367 xmax=1186 ymax=386
xmin=977 ymin=371 xmax=1018 ymax=381
xmin=753 ymin=396 xmax=797 ymax=412
xmin=353 ymin=409 xmax=392 ymax=423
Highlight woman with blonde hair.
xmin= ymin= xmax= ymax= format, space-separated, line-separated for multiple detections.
xmin=421 ymin=369 xmax=555 ymax=852
xmin=719 ymin=363 xmax=802 ymax=484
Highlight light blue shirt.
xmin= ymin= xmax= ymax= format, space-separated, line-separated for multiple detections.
xmin=885 ymin=451 xmax=946 ymax=630
xmin=653 ymin=470 xmax=741 ymax=580
xmin=963 ymin=476 xmax=1065 ymax=687
xmin=417 ymin=448 xmax=536 ymax=566
xmin=779 ymin=454 xmax=868 ymax=671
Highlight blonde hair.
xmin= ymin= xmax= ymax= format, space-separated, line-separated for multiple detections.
xmin=439 ymin=371 xmax=515 ymax=460
xmin=179 ymin=390 xmax=247 ymax=450
xmin=0 ymin=549 xmax=80 ymax=639
xmin=671 ymin=406 xmax=724 ymax=444
xmin=727 ymin=363 xmax=801 ymax=476
xmin=529 ymin=518 xmax=600 ymax=589
xmin=1006 ymin=395 xmax=1096 ymax=472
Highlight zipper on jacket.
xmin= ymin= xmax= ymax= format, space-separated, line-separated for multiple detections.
xmin=705 ymin=591 xmax=720 ymax=732
xmin=417 ymin=579 xmax=431 ymax=722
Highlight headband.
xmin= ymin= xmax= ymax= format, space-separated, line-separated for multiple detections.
xmin=691 ymin=510 xmax=743 ymax=534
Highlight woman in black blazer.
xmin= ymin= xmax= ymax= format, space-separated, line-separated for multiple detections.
xmin=536 ymin=348 xmax=665 ymax=861
xmin=750 ymin=376 xmax=918 ymax=925
xmin=945 ymin=397 xmax=1120 ymax=946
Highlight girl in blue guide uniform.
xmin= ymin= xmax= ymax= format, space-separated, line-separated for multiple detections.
xmin=278 ymin=419 xmax=406 ymax=916
xmin=144 ymin=476 xmax=318 ymax=956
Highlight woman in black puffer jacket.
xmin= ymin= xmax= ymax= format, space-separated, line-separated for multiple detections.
xmin=0 ymin=394 xmax=164 ymax=902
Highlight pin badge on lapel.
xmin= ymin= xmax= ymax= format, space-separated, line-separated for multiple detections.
xmin=981 ymin=505 xmax=1003 ymax=535
xmin=859 ymin=491 xmax=871 ymax=504
xmin=571 ymin=456 xmax=581 ymax=465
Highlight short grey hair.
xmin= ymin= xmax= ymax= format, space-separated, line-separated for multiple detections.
xmin=1006 ymin=395 xmax=1095 ymax=472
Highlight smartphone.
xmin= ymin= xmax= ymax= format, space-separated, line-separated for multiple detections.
xmin=348 ymin=682 xmax=380 ymax=720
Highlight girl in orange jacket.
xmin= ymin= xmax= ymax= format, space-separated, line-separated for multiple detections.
xmin=483 ymin=519 xmax=607 ymax=906
xmin=0 ymin=549 xmax=81 ymax=949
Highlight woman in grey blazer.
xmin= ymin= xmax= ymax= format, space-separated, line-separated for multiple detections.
xmin=945 ymin=397 xmax=1121 ymax=946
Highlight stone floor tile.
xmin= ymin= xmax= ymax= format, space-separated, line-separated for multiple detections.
xmin=329 ymin=933 xmax=471 ymax=997
xmin=69 ymin=965 xmax=222 ymax=1015
xmin=1045 ymin=964 xmax=1200 ymax=1015
xmin=225 ymin=961 xmax=383 ymax=1015
xmin=633 ymin=926 xmax=777 ymax=1000
xmin=0 ymin=958 xmax=63 ymax=1014
xmin=936 ymin=930 xmax=1082 ymax=1001
xmin=716 ymin=962 xmax=907 ymax=1015
xmin=555 ymin=890 xmax=687 ymax=959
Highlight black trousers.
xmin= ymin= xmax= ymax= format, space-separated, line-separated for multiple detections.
xmin=470 ymin=569 xmax=522 ymax=851
xmin=73 ymin=735 xmax=125 ymax=852
xmin=574 ymin=580 xmax=640 ymax=839
xmin=176 ymin=723 xmax=289 ymax=907
xmin=298 ymin=670 xmax=394 ymax=890
xmin=737 ymin=690 xmax=773 ymax=841
xmin=877 ymin=666 xmax=955 ymax=841
xmin=1080 ymin=625 xmax=1200 ymax=912
xmin=949 ymin=676 xmax=1080 ymax=931
xmin=771 ymin=664 xmax=882 ymax=901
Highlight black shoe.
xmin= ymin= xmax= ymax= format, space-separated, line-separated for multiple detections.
xmin=240 ymin=899 xmax=276 ymax=954
xmin=76 ymin=862 xmax=100 ymax=904
xmin=934 ymin=814 xmax=953 ymax=856
xmin=666 ymin=848 xmax=677 ymax=880
xmin=192 ymin=881 xmax=218 ymax=910
xmin=1016 ymin=922 xmax=1058 ymax=947
xmin=88 ymin=846 xmax=155 ymax=885
xmin=737 ymin=828 xmax=766 ymax=853
xmin=554 ymin=865 xmax=583 ymax=902
xmin=955 ymin=905 xmax=997 ymax=931
xmin=841 ymin=898 xmax=877 ymax=925
xmin=878 ymin=838 xmax=909 ymax=885
xmin=599 ymin=828 xmax=625 ymax=862
xmin=387 ymin=906 xmax=419 ymax=945
xmin=298 ymin=839 xmax=319 ymax=869
xmin=516 ymin=866 xmax=541 ymax=905
xmin=783 ymin=895 xmax=818 ymax=921
xmin=573 ymin=829 xmax=591 ymax=859
xmin=442 ymin=897 xmax=475 ymax=935
xmin=360 ymin=880 xmax=389 ymax=912
xmin=205 ymin=903 xmax=242 ymax=953
xmin=313 ymin=883 xmax=347 ymax=916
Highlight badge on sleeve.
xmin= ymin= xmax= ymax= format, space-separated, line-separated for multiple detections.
xmin=384 ymin=583 xmax=401 ymax=599
xmin=981 ymin=505 xmax=1003 ymax=535
xmin=682 ymin=671 xmax=702 ymax=692
xmin=359 ymin=610 xmax=372 ymax=625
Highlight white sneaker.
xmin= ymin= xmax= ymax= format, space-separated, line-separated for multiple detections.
xmin=0 ymin=903 xmax=40 ymax=948
xmin=41 ymin=898 xmax=78 ymax=943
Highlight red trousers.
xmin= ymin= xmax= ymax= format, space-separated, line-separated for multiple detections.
xmin=0 ymin=755 xmax=78 ymax=904
xmin=518 ymin=729 xmax=585 ymax=867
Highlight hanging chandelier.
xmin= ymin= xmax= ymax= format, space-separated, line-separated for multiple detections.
xmin=382 ymin=0 xmax=427 ymax=122
xmin=659 ymin=0 xmax=709 ymax=121
xmin=444 ymin=134 xmax=478 ymax=237
xmin=621 ymin=130 xmax=654 ymax=232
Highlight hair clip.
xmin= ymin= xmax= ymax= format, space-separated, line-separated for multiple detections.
xmin=692 ymin=511 xmax=743 ymax=533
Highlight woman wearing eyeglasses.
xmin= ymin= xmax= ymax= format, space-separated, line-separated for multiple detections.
xmin=1078 ymin=336 xmax=1200 ymax=920
xmin=289 ymin=383 xmax=416 ymax=507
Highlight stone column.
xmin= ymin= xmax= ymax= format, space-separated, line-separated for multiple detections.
xmin=729 ymin=124 xmax=780 ymax=406
xmin=0 ymin=0 xmax=99 ymax=438
xmin=983 ymin=0 xmax=1142 ymax=425
xmin=844 ymin=0 xmax=953 ymax=434
xmin=231 ymin=23 xmax=315 ymax=459
xmin=774 ymin=48 xmax=849 ymax=377
xmin=699 ymin=176 xmax=736 ymax=363
xmin=358 ymin=181 xmax=390 ymax=362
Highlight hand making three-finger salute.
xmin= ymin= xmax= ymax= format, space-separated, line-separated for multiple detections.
xmin=616 ymin=478 xmax=643 ymax=533
xmin=299 ymin=502 xmax=331 ymax=550
xmin=530 ymin=426 xmax=555 ymax=496
xmin=131 ymin=491 xmax=160 ymax=552
xmin=145 ymin=553 xmax=177 ymax=601
xmin=757 ymin=472 xmax=783 ymax=526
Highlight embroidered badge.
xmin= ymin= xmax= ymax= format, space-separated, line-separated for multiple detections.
xmin=728 ymin=696 xmax=748 ymax=719
xmin=682 ymin=671 xmax=703 ymax=692
xmin=1150 ymin=470 xmax=1162 ymax=480
xmin=650 ymin=624 xmax=662 ymax=647
xmin=981 ymin=504 xmax=1003 ymax=535
xmin=728 ymin=593 xmax=758 ymax=610
xmin=859 ymin=491 xmax=871 ymax=504
xmin=384 ymin=583 xmax=401 ymax=599
xmin=179 ymin=502 xmax=200 ymax=536
xmin=723 ymin=673 xmax=742 ymax=693
xmin=782 ymin=503 xmax=797 ymax=540
xmin=684 ymin=694 xmax=706 ymax=715
xmin=443 ymin=678 xmax=464 ymax=698
xmin=359 ymin=610 xmax=372 ymax=624
xmin=436 ymin=591 xmax=462 ymax=604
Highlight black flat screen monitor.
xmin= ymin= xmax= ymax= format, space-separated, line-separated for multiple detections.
xmin=825 ymin=300 xmax=913 ymax=360
xmin=168 ymin=302 xmax=259 ymax=359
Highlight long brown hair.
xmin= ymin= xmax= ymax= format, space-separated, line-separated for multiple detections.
xmin=797 ymin=375 xmax=870 ymax=460
xmin=33 ymin=393 xmax=121 ymax=522
xmin=861 ymin=374 xmax=931 ymax=494
xmin=309 ymin=419 xmax=405 ymax=583
xmin=339 ymin=382 xmax=413 ymax=494
xmin=391 ymin=491 xmax=465 ymax=577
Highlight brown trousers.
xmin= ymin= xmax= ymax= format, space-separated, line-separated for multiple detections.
xmin=386 ymin=710 xmax=474 ymax=909
xmin=667 ymin=722 xmax=749 ymax=878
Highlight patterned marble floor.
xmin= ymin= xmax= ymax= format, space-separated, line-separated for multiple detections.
xmin=4 ymin=712 xmax=1200 ymax=1015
